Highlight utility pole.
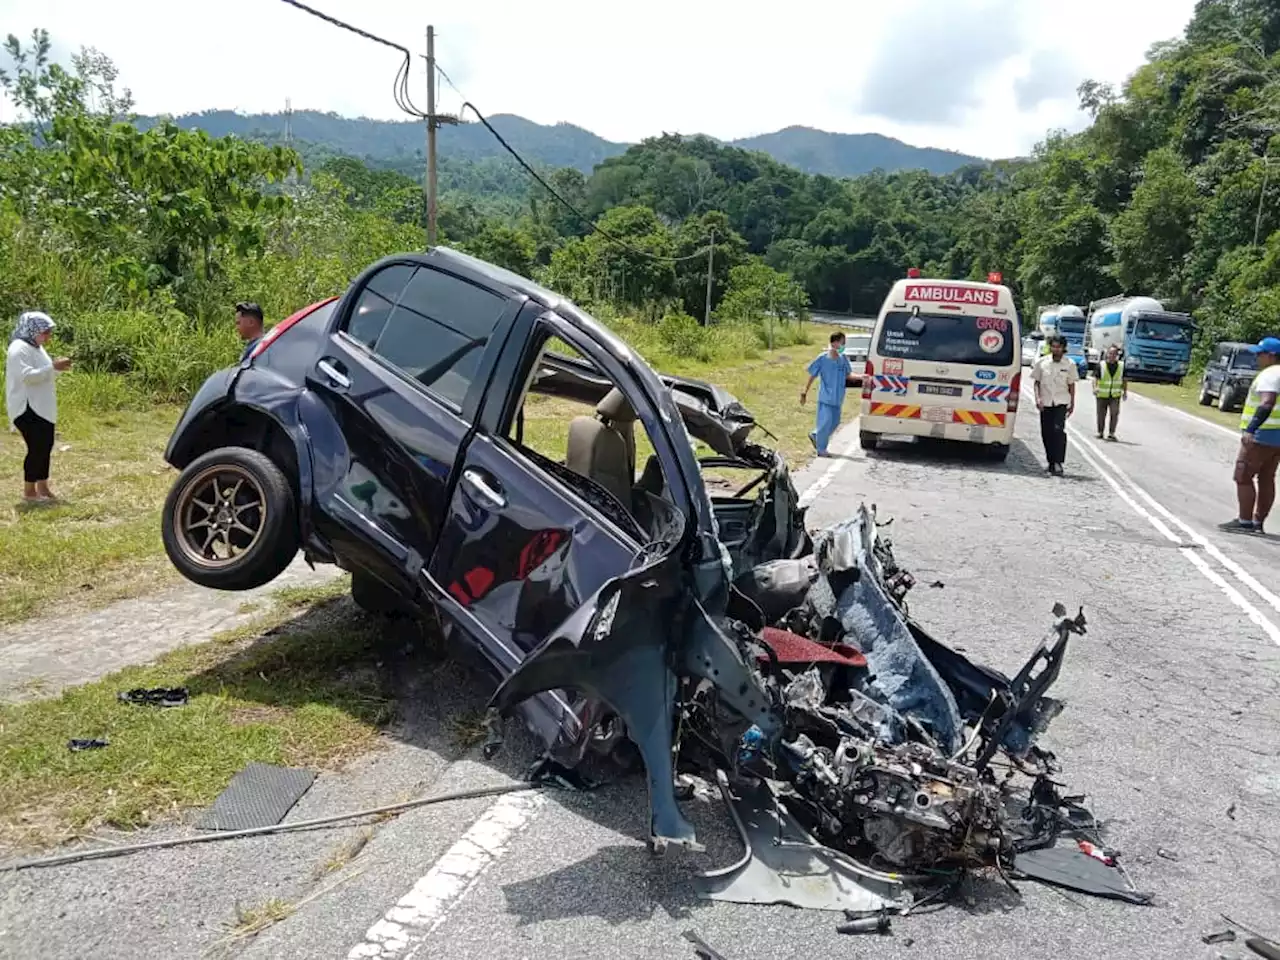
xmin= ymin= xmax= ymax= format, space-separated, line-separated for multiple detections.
xmin=703 ymin=229 xmax=716 ymax=325
xmin=424 ymin=25 xmax=458 ymax=247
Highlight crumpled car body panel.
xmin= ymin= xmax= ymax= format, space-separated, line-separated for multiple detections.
xmin=487 ymin=353 xmax=1083 ymax=862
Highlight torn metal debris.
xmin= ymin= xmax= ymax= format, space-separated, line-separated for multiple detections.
xmin=490 ymin=484 xmax=1141 ymax=913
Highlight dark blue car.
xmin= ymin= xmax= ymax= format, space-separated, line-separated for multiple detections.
xmin=161 ymin=247 xmax=819 ymax=848
xmin=161 ymin=247 xmax=1079 ymax=865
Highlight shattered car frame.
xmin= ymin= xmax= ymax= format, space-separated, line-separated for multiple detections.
xmin=162 ymin=247 xmax=1110 ymax=892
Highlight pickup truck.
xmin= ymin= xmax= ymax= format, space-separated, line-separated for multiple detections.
xmin=159 ymin=247 xmax=1083 ymax=864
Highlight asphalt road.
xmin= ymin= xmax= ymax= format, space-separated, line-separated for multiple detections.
xmin=3 ymin=393 xmax=1278 ymax=960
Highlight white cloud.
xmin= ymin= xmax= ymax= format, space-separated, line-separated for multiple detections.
xmin=0 ymin=0 xmax=1200 ymax=160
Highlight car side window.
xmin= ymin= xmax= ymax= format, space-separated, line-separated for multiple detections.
xmin=347 ymin=264 xmax=415 ymax=349
xmin=363 ymin=266 xmax=508 ymax=409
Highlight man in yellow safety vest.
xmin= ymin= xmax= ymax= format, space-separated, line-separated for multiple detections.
xmin=1093 ymin=344 xmax=1127 ymax=441
xmin=1219 ymin=336 xmax=1280 ymax=536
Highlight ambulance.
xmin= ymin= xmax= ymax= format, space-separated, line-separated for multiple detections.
xmin=858 ymin=270 xmax=1022 ymax=461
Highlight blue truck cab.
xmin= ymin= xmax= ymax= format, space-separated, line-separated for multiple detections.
xmin=1085 ymin=296 xmax=1194 ymax=384
xmin=1035 ymin=304 xmax=1089 ymax=379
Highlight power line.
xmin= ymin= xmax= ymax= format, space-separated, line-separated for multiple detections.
xmin=277 ymin=0 xmax=425 ymax=119
xmin=277 ymin=0 xmax=711 ymax=265
xmin=457 ymin=98 xmax=710 ymax=264
xmin=419 ymin=59 xmax=713 ymax=265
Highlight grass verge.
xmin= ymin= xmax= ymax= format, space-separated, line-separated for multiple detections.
xmin=0 ymin=576 xmax=419 ymax=850
xmin=1 ymin=348 xmax=828 ymax=628
xmin=1129 ymin=381 xmax=1241 ymax=431
xmin=0 ymin=397 xmax=184 ymax=625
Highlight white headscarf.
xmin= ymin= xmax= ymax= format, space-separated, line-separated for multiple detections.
xmin=11 ymin=311 xmax=55 ymax=345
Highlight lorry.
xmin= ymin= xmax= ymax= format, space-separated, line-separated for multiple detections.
xmin=1084 ymin=295 xmax=1195 ymax=383
xmin=1034 ymin=305 xmax=1088 ymax=379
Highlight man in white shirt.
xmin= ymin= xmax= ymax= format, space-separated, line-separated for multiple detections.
xmin=1030 ymin=335 xmax=1078 ymax=476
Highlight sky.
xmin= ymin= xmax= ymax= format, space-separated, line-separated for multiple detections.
xmin=0 ymin=0 xmax=1201 ymax=159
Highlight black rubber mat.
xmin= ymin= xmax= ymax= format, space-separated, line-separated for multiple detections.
xmin=196 ymin=762 xmax=316 ymax=831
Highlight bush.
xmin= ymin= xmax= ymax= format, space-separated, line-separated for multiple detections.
xmin=58 ymin=306 xmax=240 ymax=402
xmin=657 ymin=311 xmax=711 ymax=362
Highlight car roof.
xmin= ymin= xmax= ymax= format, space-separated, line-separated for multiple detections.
xmin=365 ymin=246 xmax=642 ymax=362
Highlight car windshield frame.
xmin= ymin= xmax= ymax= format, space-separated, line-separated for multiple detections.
xmin=1230 ymin=352 xmax=1257 ymax=370
xmin=876 ymin=311 xmax=1016 ymax=367
xmin=1133 ymin=319 xmax=1193 ymax=343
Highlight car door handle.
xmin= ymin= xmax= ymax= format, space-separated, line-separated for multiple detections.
xmin=317 ymin=358 xmax=351 ymax=390
xmin=462 ymin=468 xmax=506 ymax=509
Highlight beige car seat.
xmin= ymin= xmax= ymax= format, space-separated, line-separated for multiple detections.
xmin=566 ymin=388 xmax=637 ymax=509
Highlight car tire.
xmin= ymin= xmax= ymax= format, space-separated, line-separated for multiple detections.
xmin=162 ymin=446 xmax=299 ymax=591
xmin=351 ymin=572 xmax=410 ymax=617
xmin=859 ymin=431 xmax=880 ymax=451
xmin=1219 ymin=387 xmax=1235 ymax=412
xmin=1198 ymin=380 xmax=1212 ymax=406
xmin=989 ymin=443 xmax=1011 ymax=462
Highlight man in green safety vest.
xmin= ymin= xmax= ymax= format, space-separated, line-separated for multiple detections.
xmin=1093 ymin=344 xmax=1127 ymax=441
xmin=1219 ymin=335 xmax=1280 ymax=536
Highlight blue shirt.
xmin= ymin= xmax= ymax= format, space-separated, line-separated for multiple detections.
xmin=807 ymin=351 xmax=853 ymax=408
xmin=240 ymin=337 xmax=261 ymax=362
xmin=1254 ymin=427 xmax=1280 ymax=447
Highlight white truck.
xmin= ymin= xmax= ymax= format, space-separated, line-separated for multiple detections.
xmin=1034 ymin=305 xmax=1088 ymax=378
xmin=1084 ymin=295 xmax=1195 ymax=383
xmin=1085 ymin=296 xmax=1158 ymax=369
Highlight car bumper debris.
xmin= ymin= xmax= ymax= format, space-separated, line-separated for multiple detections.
xmin=489 ymin=457 xmax=1147 ymax=917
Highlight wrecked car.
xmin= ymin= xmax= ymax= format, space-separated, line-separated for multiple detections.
xmin=161 ymin=246 xmax=807 ymax=778
xmin=161 ymin=248 xmax=1122 ymax=902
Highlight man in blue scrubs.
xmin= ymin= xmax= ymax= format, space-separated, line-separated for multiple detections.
xmin=801 ymin=331 xmax=852 ymax=457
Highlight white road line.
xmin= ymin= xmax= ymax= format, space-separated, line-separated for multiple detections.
xmin=1067 ymin=431 xmax=1280 ymax=646
xmin=798 ymin=424 xmax=861 ymax=508
xmin=1128 ymin=390 xmax=1240 ymax=440
xmin=1068 ymin=425 xmax=1280 ymax=618
xmin=347 ymin=790 xmax=547 ymax=960
xmin=348 ymin=426 xmax=863 ymax=956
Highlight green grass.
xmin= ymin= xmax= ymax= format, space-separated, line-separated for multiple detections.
xmin=1130 ymin=380 xmax=1241 ymax=431
xmin=0 ymin=323 xmax=834 ymax=850
xmin=0 ymin=577 xmax=419 ymax=850
xmin=0 ymin=392 xmax=183 ymax=625
xmin=1 ymin=341 xmax=827 ymax=627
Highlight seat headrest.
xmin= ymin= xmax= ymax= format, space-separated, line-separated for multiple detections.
xmin=596 ymin=388 xmax=637 ymax=423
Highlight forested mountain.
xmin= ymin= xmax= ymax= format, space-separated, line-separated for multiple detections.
xmin=733 ymin=127 xmax=982 ymax=177
xmin=145 ymin=109 xmax=985 ymax=178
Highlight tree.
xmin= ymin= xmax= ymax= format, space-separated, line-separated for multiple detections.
xmin=716 ymin=260 xmax=809 ymax=347
xmin=461 ymin=223 xmax=536 ymax=277
xmin=1110 ymin=147 xmax=1201 ymax=301
xmin=672 ymin=211 xmax=747 ymax=321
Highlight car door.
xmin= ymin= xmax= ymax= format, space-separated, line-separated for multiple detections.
xmin=1208 ymin=345 xmax=1229 ymax=394
xmin=302 ymin=259 xmax=517 ymax=595
xmin=426 ymin=313 xmax=662 ymax=676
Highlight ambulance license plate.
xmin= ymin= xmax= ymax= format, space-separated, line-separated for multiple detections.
xmin=917 ymin=384 xmax=963 ymax=397
xmin=923 ymin=407 xmax=952 ymax=423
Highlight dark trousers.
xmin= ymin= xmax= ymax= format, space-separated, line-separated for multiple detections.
xmin=14 ymin=406 xmax=55 ymax=483
xmin=1096 ymin=397 xmax=1120 ymax=436
xmin=1039 ymin=405 xmax=1068 ymax=466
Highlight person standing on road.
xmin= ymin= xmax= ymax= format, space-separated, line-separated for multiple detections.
xmin=801 ymin=331 xmax=851 ymax=458
xmin=1219 ymin=336 xmax=1280 ymax=536
xmin=1030 ymin=334 xmax=1077 ymax=475
xmin=235 ymin=301 xmax=265 ymax=361
xmin=6 ymin=311 xmax=71 ymax=504
xmin=1093 ymin=344 xmax=1128 ymax=441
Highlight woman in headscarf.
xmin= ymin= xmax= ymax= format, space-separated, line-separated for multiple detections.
xmin=6 ymin=311 xmax=72 ymax=503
